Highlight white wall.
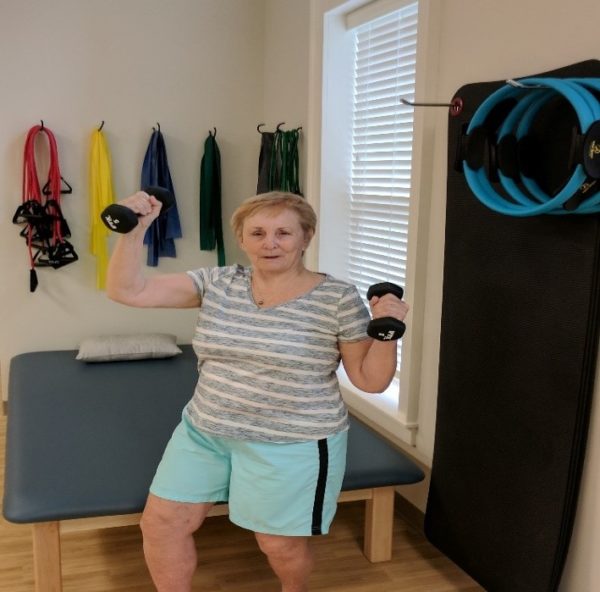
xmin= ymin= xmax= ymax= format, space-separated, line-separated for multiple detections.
xmin=0 ymin=0 xmax=266 ymax=398
xmin=263 ymin=0 xmax=310 ymax=154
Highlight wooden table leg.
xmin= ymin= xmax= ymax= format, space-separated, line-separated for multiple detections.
xmin=364 ymin=486 xmax=395 ymax=562
xmin=32 ymin=522 xmax=62 ymax=592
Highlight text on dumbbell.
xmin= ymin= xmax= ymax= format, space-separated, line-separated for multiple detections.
xmin=105 ymin=216 xmax=119 ymax=230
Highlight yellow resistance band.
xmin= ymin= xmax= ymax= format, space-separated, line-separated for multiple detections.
xmin=89 ymin=129 xmax=115 ymax=289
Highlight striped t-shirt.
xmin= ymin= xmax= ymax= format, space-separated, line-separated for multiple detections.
xmin=183 ymin=264 xmax=371 ymax=443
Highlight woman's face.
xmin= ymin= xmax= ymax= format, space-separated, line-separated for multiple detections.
xmin=239 ymin=206 xmax=312 ymax=273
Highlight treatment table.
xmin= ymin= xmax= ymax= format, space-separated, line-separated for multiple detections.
xmin=3 ymin=345 xmax=424 ymax=592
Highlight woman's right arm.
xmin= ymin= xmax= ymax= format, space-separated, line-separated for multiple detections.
xmin=106 ymin=191 xmax=201 ymax=309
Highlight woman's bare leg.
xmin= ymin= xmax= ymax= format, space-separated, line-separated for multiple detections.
xmin=255 ymin=532 xmax=314 ymax=592
xmin=140 ymin=494 xmax=215 ymax=591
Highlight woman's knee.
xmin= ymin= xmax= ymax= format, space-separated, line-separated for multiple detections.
xmin=140 ymin=494 xmax=213 ymax=539
xmin=254 ymin=533 xmax=310 ymax=559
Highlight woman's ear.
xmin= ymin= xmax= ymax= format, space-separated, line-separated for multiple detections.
xmin=237 ymin=224 xmax=245 ymax=245
xmin=303 ymin=229 xmax=314 ymax=250
xmin=235 ymin=227 xmax=246 ymax=253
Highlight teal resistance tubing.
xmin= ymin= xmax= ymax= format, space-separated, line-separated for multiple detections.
xmin=501 ymin=86 xmax=598 ymax=215
xmin=463 ymin=77 xmax=600 ymax=216
xmin=497 ymin=89 xmax=553 ymax=208
xmin=516 ymin=78 xmax=600 ymax=214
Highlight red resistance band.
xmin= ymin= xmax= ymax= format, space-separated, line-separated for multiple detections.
xmin=12 ymin=124 xmax=78 ymax=292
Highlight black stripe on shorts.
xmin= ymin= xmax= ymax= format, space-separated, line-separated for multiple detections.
xmin=311 ymin=438 xmax=329 ymax=535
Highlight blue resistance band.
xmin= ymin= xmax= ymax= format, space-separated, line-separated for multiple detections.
xmin=463 ymin=77 xmax=600 ymax=216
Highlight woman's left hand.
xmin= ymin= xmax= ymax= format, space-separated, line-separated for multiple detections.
xmin=368 ymin=293 xmax=409 ymax=323
xmin=340 ymin=292 xmax=410 ymax=392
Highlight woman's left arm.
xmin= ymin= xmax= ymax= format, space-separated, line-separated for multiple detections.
xmin=339 ymin=293 xmax=409 ymax=393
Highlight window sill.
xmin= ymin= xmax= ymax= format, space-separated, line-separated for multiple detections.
xmin=337 ymin=367 xmax=418 ymax=447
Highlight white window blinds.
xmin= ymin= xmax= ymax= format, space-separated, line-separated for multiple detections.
xmin=350 ymin=3 xmax=418 ymax=315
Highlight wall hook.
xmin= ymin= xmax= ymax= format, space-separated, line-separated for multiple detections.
xmin=400 ymin=97 xmax=464 ymax=116
xmin=257 ymin=123 xmax=266 ymax=134
xmin=276 ymin=122 xmax=285 ymax=132
xmin=506 ymin=79 xmax=548 ymax=89
xmin=98 ymin=121 xmax=105 ymax=131
xmin=153 ymin=122 xmax=161 ymax=132
xmin=40 ymin=120 xmax=44 ymax=129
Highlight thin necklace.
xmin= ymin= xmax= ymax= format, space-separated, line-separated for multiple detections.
xmin=255 ymin=287 xmax=265 ymax=306
xmin=251 ymin=269 xmax=311 ymax=307
xmin=250 ymin=273 xmax=265 ymax=306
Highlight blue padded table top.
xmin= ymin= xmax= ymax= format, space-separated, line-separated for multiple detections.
xmin=3 ymin=346 xmax=424 ymax=523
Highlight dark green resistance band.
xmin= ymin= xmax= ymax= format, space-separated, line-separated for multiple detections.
xmin=269 ymin=129 xmax=301 ymax=195
xmin=199 ymin=129 xmax=225 ymax=265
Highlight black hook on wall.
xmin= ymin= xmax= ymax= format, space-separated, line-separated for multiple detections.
xmin=400 ymin=97 xmax=464 ymax=117
xmin=257 ymin=122 xmax=302 ymax=133
xmin=98 ymin=121 xmax=105 ymax=131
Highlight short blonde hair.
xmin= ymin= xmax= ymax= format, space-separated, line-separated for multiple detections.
xmin=230 ymin=192 xmax=317 ymax=240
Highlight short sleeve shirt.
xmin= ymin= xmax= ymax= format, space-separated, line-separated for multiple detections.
xmin=183 ymin=264 xmax=371 ymax=442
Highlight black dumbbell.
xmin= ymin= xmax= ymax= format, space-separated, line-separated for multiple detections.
xmin=100 ymin=186 xmax=174 ymax=233
xmin=366 ymin=282 xmax=406 ymax=341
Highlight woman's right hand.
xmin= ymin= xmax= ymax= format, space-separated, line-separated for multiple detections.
xmin=107 ymin=190 xmax=199 ymax=308
xmin=118 ymin=191 xmax=163 ymax=231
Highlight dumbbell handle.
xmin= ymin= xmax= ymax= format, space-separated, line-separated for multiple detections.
xmin=100 ymin=186 xmax=174 ymax=234
xmin=366 ymin=282 xmax=406 ymax=341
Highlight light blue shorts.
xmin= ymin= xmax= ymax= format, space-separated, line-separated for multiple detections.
xmin=149 ymin=417 xmax=348 ymax=536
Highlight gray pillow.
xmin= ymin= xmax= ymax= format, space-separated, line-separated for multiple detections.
xmin=76 ymin=333 xmax=182 ymax=362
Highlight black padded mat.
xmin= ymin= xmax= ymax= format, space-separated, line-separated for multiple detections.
xmin=424 ymin=61 xmax=600 ymax=592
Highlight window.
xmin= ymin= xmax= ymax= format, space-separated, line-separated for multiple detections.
xmin=349 ymin=4 xmax=418 ymax=370
xmin=310 ymin=0 xmax=432 ymax=447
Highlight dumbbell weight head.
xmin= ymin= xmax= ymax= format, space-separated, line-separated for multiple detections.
xmin=100 ymin=186 xmax=174 ymax=233
xmin=366 ymin=282 xmax=404 ymax=301
xmin=366 ymin=282 xmax=406 ymax=341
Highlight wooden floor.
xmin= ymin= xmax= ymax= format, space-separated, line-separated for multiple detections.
xmin=0 ymin=415 xmax=483 ymax=592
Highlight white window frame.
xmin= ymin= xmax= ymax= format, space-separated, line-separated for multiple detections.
xmin=305 ymin=0 xmax=442 ymax=449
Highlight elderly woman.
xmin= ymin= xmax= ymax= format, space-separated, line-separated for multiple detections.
xmin=106 ymin=191 xmax=408 ymax=592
